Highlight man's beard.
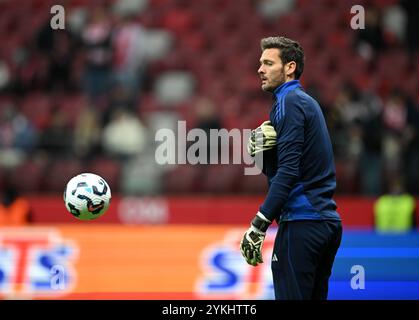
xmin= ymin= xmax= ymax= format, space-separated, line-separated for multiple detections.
xmin=263 ymin=69 xmax=286 ymax=92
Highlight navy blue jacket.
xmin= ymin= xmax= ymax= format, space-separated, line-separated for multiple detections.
xmin=259 ymin=80 xmax=341 ymax=223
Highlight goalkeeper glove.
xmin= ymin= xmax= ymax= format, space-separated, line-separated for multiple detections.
xmin=247 ymin=120 xmax=277 ymax=157
xmin=240 ymin=212 xmax=272 ymax=266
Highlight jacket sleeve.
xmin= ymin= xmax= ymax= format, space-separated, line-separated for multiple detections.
xmin=259 ymin=94 xmax=305 ymax=222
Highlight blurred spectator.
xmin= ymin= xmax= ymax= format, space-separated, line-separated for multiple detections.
xmin=256 ymin=0 xmax=294 ymax=21
xmin=359 ymin=92 xmax=384 ymax=195
xmin=81 ymin=6 xmax=113 ymax=102
xmin=355 ymin=6 xmax=385 ymax=61
xmin=0 ymin=103 xmax=37 ymax=168
xmin=112 ymin=12 xmax=148 ymax=102
xmin=104 ymin=76 xmax=138 ymax=125
xmin=382 ymin=4 xmax=407 ymax=46
xmin=381 ymin=89 xmax=410 ymax=191
xmin=194 ymin=97 xmax=222 ymax=131
xmin=11 ymin=48 xmax=49 ymax=94
xmin=331 ymin=84 xmax=364 ymax=180
xmin=331 ymin=83 xmax=385 ymax=194
xmin=332 ymin=83 xmax=365 ymax=131
xmin=37 ymin=106 xmax=73 ymax=158
xmin=0 ymin=182 xmax=31 ymax=226
xmin=67 ymin=7 xmax=89 ymax=36
xmin=73 ymin=105 xmax=102 ymax=159
xmin=0 ymin=59 xmax=11 ymax=90
xmin=400 ymin=0 xmax=419 ymax=55
xmin=36 ymin=18 xmax=56 ymax=54
xmin=47 ymin=32 xmax=76 ymax=91
xmin=189 ymin=96 xmax=223 ymax=164
xmin=404 ymin=95 xmax=419 ymax=194
xmin=36 ymin=20 xmax=76 ymax=91
xmin=374 ymin=179 xmax=416 ymax=233
xmin=154 ymin=71 xmax=196 ymax=107
xmin=120 ymin=151 xmax=164 ymax=195
xmin=102 ymin=107 xmax=148 ymax=161
xmin=113 ymin=0 xmax=148 ymax=17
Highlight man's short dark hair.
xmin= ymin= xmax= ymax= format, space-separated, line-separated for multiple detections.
xmin=260 ymin=36 xmax=305 ymax=79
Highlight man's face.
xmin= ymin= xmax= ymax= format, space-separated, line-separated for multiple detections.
xmin=258 ymin=48 xmax=286 ymax=92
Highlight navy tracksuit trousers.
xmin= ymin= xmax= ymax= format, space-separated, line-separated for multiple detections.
xmin=271 ymin=220 xmax=342 ymax=300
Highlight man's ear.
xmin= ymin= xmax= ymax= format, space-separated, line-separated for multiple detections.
xmin=285 ymin=61 xmax=296 ymax=78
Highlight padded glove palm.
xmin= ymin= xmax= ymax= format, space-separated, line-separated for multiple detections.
xmin=240 ymin=226 xmax=266 ymax=266
xmin=240 ymin=213 xmax=272 ymax=266
xmin=247 ymin=120 xmax=277 ymax=157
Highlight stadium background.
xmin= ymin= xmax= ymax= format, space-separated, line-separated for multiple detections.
xmin=0 ymin=0 xmax=419 ymax=299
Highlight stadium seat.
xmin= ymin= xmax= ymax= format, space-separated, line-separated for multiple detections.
xmin=20 ymin=93 xmax=52 ymax=129
xmin=59 ymin=94 xmax=87 ymax=128
xmin=144 ymin=29 xmax=174 ymax=62
xmin=88 ymin=158 xmax=121 ymax=193
xmin=43 ymin=159 xmax=83 ymax=192
xmin=161 ymin=8 xmax=196 ymax=36
xmin=163 ymin=164 xmax=202 ymax=193
xmin=199 ymin=164 xmax=242 ymax=194
xmin=153 ymin=71 xmax=196 ymax=107
xmin=8 ymin=159 xmax=46 ymax=193
xmin=238 ymin=169 xmax=268 ymax=194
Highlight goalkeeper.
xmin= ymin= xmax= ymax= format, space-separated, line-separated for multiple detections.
xmin=240 ymin=37 xmax=342 ymax=300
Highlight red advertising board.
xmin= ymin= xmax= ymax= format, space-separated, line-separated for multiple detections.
xmin=27 ymin=195 xmax=386 ymax=227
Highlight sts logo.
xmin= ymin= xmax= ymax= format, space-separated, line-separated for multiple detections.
xmin=195 ymin=228 xmax=277 ymax=300
xmin=0 ymin=228 xmax=77 ymax=299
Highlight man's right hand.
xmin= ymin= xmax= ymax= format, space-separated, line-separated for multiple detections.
xmin=239 ymin=212 xmax=272 ymax=266
xmin=240 ymin=226 xmax=266 ymax=266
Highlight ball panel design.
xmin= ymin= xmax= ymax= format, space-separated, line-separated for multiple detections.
xmin=63 ymin=173 xmax=111 ymax=221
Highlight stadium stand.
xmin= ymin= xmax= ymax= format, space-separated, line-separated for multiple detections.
xmin=0 ymin=0 xmax=418 ymax=196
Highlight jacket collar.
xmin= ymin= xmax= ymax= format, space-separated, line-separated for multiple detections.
xmin=273 ymin=80 xmax=301 ymax=98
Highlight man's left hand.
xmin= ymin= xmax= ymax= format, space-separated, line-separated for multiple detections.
xmin=247 ymin=120 xmax=277 ymax=157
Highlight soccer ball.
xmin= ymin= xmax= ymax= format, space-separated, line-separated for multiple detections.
xmin=64 ymin=173 xmax=111 ymax=220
